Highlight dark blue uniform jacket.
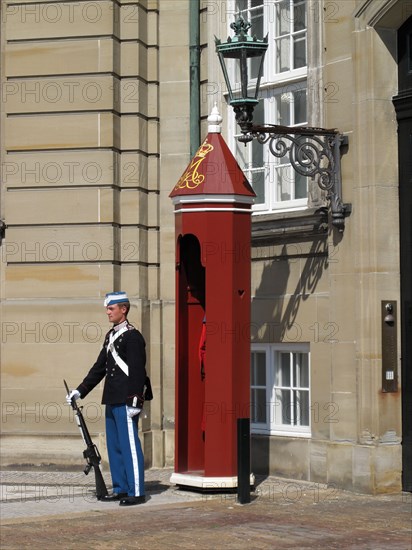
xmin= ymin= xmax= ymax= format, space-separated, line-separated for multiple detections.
xmin=77 ymin=323 xmax=146 ymax=407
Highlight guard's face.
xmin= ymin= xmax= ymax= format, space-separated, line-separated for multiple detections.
xmin=106 ymin=304 xmax=127 ymax=325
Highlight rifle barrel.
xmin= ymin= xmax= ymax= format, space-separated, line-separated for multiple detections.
xmin=63 ymin=379 xmax=109 ymax=500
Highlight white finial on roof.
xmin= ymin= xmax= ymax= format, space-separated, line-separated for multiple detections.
xmin=208 ymin=102 xmax=223 ymax=133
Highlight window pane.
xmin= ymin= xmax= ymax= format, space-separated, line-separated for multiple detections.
xmin=299 ymin=353 xmax=309 ymax=387
xmin=276 ymin=36 xmax=290 ymax=73
xmin=276 ymin=92 xmax=291 ymax=126
xmin=252 ymin=137 xmax=264 ymax=166
xmin=293 ymin=0 xmax=306 ymax=33
xmin=277 ymin=352 xmax=291 ymax=386
xmin=276 ymin=0 xmax=290 ymax=36
xmin=251 ymin=1 xmax=264 ymax=35
xmin=251 ymin=170 xmax=265 ymax=204
xmin=235 ymin=138 xmax=249 ymax=168
xmin=253 ymin=97 xmax=265 ymax=126
xmin=251 ymin=56 xmax=262 ymax=80
xmin=293 ymin=389 xmax=309 ymax=426
xmin=293 ymin=352 xmax=309 ymax=387
xmin=252 ymin=388 xmax=267 ymax=423
xmin=294 ymin=89 xmax=307 ymax=124
xmin=276 ymin=166 xmax=292 ymax=201
xmin=232 ymin=59 xmax=242 ymax=98
xmin=300 ymin=390 xmax=309 ymax=425
xmin=293 ymin=35 xmax=306 ymax=69
xmin=251 ymin=351 xmax=266 ymax=385
xmin=295 ymin=173 xmax=307 ymax=199
xmin=275 ymin=388 xmax=292 ymax=424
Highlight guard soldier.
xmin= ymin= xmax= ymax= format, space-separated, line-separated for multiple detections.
xmin=66 ymin=291 xmax=147 ymax=506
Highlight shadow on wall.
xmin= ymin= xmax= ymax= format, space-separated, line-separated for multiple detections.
xmin=252 ymin=238 xmax=329 ymax=342
xmin=251 ymin=236 xmax=329 ymax=476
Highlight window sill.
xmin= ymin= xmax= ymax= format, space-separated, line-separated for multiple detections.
xmin=251 ymin=207 xmax=328 ymax=245
xmin=251 ymin=428 xmax=312 ymax=438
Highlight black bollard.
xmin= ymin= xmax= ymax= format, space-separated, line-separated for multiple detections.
xmin=237 ymin=417 xmax=251 ymax=504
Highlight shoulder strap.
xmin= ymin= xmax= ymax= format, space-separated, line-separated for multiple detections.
xmin=107 ymin=327 xmax=129 ymax=376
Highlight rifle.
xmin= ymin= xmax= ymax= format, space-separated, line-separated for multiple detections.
xmin=64 ymin=380 xmax=108 ymax=500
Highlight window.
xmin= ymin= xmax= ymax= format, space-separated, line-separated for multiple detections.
xmin=230 ymin=0 xmax=308 ymax=213
xmin=251 ymin=344 xmax=311 ymax=436
xmin=251 ymin=350 xmax=267 ymax=423
xmin=234 ymin=84 xmax=308 ymax=211
xmin=274 ymin=0 xmax=307 ymax=74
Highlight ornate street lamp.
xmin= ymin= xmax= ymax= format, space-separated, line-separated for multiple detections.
xmin=215 ymin=17 xmax=350 ymax=231
xmin=215 ymin=16 xmax=268 ymax=138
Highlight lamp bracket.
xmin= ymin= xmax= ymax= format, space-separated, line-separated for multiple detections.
xmin=241 ymin=124 xmax=350 ymax=232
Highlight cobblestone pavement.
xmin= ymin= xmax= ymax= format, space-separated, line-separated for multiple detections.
xmin=1 ymin=468 xmax=411 ymax=550
xmin=0 ymin=467 xmax=203 ymax=521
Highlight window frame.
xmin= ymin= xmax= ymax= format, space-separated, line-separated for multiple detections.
xmin=232 ymin=81 xmax=309 ymax=213
xmin=233 ymin=0 xmax=308 ymax=88
xmin=228 ymin=0 xmax=309 ymax=214
xmin=270 ymin=0 xmax=308 ymax=80
xmin=251 ymin=343 xmax=311 ymax=437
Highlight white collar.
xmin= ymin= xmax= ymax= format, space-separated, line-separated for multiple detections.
xmin=113 ymin=320 xmax=128 ymax=332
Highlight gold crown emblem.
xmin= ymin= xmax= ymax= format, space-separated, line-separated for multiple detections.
xmin=196 ymin=141 xmax=214 ymax=158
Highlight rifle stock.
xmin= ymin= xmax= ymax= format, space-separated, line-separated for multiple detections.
xmin=64 ymin=380 xmax=108 ymax=500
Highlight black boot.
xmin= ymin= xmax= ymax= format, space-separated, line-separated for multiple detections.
xmin=101 ymin=492 xmax=128 ymax=502
xmin=119 ymin=495 xmax=146 ymax=506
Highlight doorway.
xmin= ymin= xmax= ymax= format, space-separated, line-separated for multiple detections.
xmin=393 ymin=16 xmax=412 ymax=492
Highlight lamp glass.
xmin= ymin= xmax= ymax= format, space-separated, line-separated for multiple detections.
xmin=215 ymin=16 xmax=268 ymax=109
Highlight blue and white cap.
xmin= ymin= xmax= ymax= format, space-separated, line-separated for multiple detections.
xmin=104 ymin=291 xmax=130 ymax=307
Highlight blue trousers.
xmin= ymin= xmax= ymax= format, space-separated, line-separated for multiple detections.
xmin=105 ymin=404 xmax=145 ymax=497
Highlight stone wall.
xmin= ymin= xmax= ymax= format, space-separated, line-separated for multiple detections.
xmin=0 ymin=0 xmax=164 ymax=467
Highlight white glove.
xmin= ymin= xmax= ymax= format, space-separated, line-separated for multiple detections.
xmin=126 ymin=406 xmax=141 ymax=418
xmin=66 ymin=389 xmax=80 ymax=405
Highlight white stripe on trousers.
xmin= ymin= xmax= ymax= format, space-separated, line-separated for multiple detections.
xmin=126 ymin=414 xmax=140 ymax=497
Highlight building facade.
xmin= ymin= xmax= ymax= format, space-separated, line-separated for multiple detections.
xmin=0 ymin=0 xmax=411 ymax=494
